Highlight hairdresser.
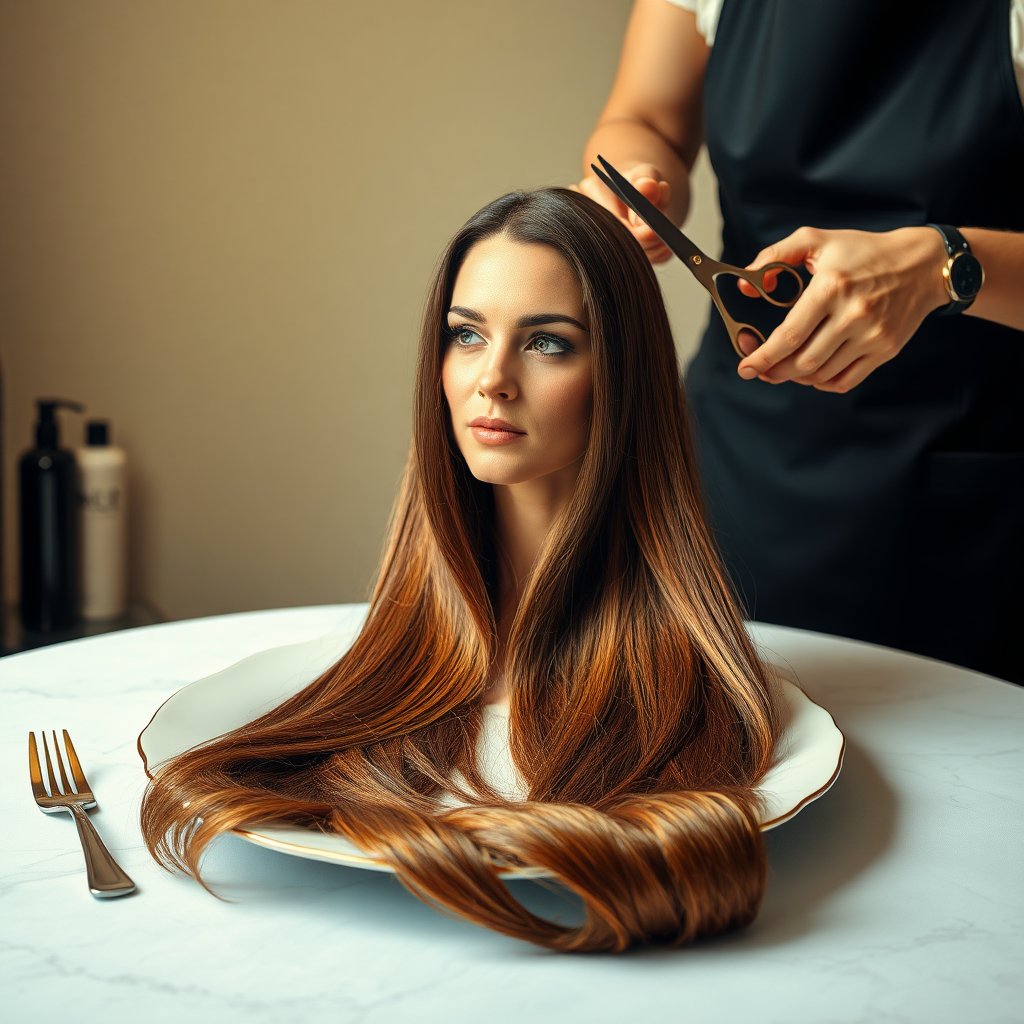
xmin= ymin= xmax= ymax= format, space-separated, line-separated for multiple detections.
xmin=577 ymin=0 xmax=1024 ymax=683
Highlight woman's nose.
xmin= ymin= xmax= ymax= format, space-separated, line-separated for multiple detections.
xmin=476 ymin=347 xmax=518 ymax=401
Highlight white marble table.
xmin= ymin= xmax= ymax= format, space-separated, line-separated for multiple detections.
xmin=2 ymin=606 xmax=1021 ymax=1024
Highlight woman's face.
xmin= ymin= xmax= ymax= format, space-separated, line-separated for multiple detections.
xmin=442 ymin=235 xmax=593 ymax=489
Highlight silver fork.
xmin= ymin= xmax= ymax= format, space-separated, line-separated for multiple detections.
xmin=29 ymin=730 xmax=136 ymax=898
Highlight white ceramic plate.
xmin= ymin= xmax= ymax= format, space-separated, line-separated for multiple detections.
xmin=139 ymin=628 xmax=844 ymax=878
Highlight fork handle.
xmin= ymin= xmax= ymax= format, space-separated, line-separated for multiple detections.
xmin=70 ymin=804 xmax=136 ymax=898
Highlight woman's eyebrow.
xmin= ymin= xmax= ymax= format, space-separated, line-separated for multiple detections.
xmin=516 ymin=312 xmax=589 ymax=332
xmin=448 ymin=305 xmax=486 ymax=321
xmin=447 ymin=306 xmax=589 ymax=332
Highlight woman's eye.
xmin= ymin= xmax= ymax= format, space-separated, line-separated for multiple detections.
xmin=530 ymin=334 xmax=571 ymax=355
xmin=451 ymin=327 xmax=483 ymax=347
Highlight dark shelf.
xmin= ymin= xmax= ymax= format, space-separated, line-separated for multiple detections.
xmin=2 ymin=600 xmax=166 ymax=656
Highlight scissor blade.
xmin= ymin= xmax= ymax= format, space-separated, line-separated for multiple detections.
xmin=591 ymin=156 xmax=707 ymax=266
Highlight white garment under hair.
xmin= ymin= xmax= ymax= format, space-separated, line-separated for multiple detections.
xmin=664 ymin=0 xmax=1024 ymax=106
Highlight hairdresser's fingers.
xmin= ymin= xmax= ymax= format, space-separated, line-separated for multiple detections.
xmin=577 ymin=164 xmax=667 ymax=219
xmin=736 ymin=274 xmax=833 ymax=380
xmin=635 ymin=227 xmax=672 ymax=262
xmin=811 ymin=353 xmax=876 ymax=393
xmin=577 ymin=174 xmax=668 ymax=260
xmin=641 ymin=235 xmax=673 ymax=263
xmin=737 ymin=330 xmax=761 ymax=356
xmin=624 ymin=176 xmax=670 ymax=225
xmin=575 ymin=165 xmax=673 ymax=263
xmin=575 ymin=174 xmax=630 ymax=222
xmin=736 ymin=227 xmax=820 ymax=298
xmin=756 ymin=304 xmax=868 ymax=382
xmin=796 ymin=340 xmax=865 ymax=385
xmin=627 ymin=176 xmax=673 ymax=262
xmin=621 ymin=163 xmax=669 ymax=202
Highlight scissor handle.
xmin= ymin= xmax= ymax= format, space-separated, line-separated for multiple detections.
xmin=689 ymin=265 xmax=767 ymax=357
xmin=728 ymin=261 xmax=805 ymax=307
xmin=706 ymin=261 xmax=803 ymax=355
xmin=719 ymin=316 xmax=766 ymax=358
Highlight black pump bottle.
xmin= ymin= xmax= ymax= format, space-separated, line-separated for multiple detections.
xmin=19 ymin=399 xmax=84 ymax=631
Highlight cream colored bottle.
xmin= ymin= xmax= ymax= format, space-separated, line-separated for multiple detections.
xmin=76 ymin=421 xmax=128 ymax=620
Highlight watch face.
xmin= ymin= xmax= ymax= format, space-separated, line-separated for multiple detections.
xmin=949 ymin=253 xmax=983 ymax=300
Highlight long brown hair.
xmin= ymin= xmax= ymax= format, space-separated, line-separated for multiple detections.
xmin=141 ymin=189 xmax=781 ymax=952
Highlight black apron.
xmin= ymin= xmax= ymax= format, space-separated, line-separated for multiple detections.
xmin=687 ymin=0 xmax=1024 ymax=682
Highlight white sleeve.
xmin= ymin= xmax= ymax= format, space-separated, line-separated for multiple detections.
xmin=662 ymin=0 xmax=723 ymax=46
xmin=1012 ymin=0 xmax=1024 ymax=109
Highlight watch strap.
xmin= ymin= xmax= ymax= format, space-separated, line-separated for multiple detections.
xmin=927 ymin=223 xmax=971 ymax=259
xmin=926 ymin=223 xmax=977 ymax=315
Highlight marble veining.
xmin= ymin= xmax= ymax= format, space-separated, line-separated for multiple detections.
xmin=1 ymin=606 xmax=1022 ymax=1024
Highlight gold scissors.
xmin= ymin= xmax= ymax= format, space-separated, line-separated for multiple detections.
xmin=591 ymin=155 xmax=805 ymax=356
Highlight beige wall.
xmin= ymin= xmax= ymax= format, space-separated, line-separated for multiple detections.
xmin=0 ymin=0 xmax=721 ymax=622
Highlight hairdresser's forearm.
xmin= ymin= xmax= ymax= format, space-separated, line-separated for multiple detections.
xmin=573 ymin=0 xmax=707 ymax=261
xmin=582 ymin=118 xmax=693 ymax=225
xmin=963 ymin=229 xmax=1024 ymax=331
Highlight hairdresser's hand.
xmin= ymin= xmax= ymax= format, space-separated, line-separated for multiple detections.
xmin=573 ymin=164 xmax=674 ymax=263
xmin=734 ymin=226 xmax=950 ymax=392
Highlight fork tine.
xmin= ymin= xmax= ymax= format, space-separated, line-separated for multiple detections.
xmin=41 ymin=731 xmax=61 ymax=795
xmin=52 ymin=730 xmax=74 ymax=794
xmin=28 ymin=733 xmax=47 ymax=800
xmin=62 ymin=730 xmax=89 ymax=793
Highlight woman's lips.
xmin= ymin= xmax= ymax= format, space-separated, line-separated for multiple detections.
xmin=469 ymin=416 xmax=526 ymax=446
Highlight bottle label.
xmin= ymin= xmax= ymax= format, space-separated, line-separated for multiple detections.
xmin=83 ymin=487 xmax=122 ymax=514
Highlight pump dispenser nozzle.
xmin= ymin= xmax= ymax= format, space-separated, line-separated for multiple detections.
xmin=35 ymin=399 xmax=84 ymax=449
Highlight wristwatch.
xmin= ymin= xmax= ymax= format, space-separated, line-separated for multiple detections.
xmin=927 ymin=223 xmax=984 ymax=315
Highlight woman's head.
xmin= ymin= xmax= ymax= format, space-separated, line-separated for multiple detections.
xmin=141 ymin=189 xmax=780 ymax=953
xmin=434 ymin=189 xmax=677 ymax=506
